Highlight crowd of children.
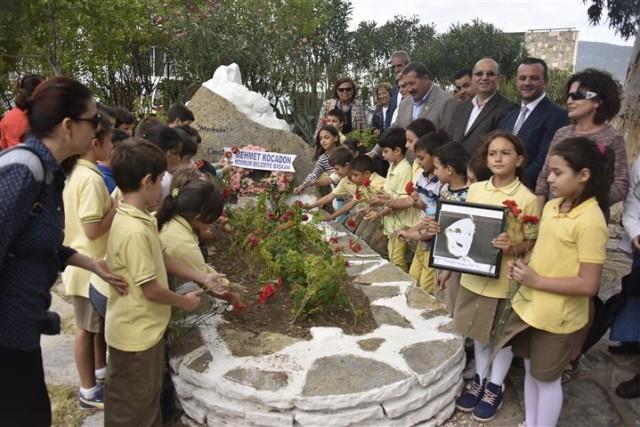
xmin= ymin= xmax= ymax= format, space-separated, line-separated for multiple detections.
xmin=0 ymin=68 xmax=634 ymax=427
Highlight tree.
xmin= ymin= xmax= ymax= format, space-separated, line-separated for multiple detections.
xmin=584 ymin=0 xmax=640 ymax=158
xmin=415 ymin=20 xmax=528 ymax=83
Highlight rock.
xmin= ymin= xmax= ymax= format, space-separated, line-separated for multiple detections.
xmin=181 ymin=398 xmax=208 ymax=424
xmin=357 ymin=338 xmax=385 ymax=352
xmin=401 ymin=340 xmax=464 ymax=387
xmin=406 ymin=287 xmax=443 ymax=311
xmin=224 ymin=368 xmax=289 ymax=391
xmin=357 ymin=285 xmax=401 ymax=301
xmin=187 ymin=350 xmax=213 ymax=373
xmin=302 ymin=355 xmax=410 ymax=396
xmin=371 ymin=305 xmax=412 ymax=328
xmin=219 ymin=324 xmax=303 ymax=357
xmin=294 ymin=404 xmax=384 ymax=426
xmin=188 ymin=85 xmax=314 ymax=186
xmin=421 ymin=308 xmax=450 ymax=320
xmin=353 ymin=262 xmax=412 ymax=284
xmin=559 ymin=377 xmax=622 ymax=427
xmin=41 ymin=334 xmax=78 ymax=386
xmin=437 ymin=321 xmax=456 ymax=335
xmin=170 ymin=327 xmax=205 ymax=359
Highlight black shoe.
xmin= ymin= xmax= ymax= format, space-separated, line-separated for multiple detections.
xmin=608 ymin=342 xmax=640 ymax=355
xmin=616 ymin=374 xmax=640 ymax=399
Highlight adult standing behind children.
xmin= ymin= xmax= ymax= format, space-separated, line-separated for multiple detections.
xmin=0 ymin=74 xmax=43 ymax=149
xmin=167 ymin=103 xmax=195 ymax=127
xmin=315 ymin=78 xmax=366 ymax=135
xmin=0 ymin=77 xmax=126 ymax=426
xmin=535 ymin=68 xmax=628 ymax=212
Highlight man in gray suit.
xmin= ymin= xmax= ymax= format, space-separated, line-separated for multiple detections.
xmin=392 ymin=63 xmax=452 ymax=129
xmin=447 ymin=58 xmax=517 ymax=155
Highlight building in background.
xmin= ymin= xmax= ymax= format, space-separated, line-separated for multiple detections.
xmin=524 ymin=28 xmax=579 ymax=71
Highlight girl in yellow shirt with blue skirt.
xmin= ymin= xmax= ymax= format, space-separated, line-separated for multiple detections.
xmin=508 ymin=138 xmax=613 ymax=427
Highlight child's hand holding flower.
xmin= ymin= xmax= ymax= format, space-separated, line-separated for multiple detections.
xmin=508 ymin=259 xmax=538 ymax=288
xmin=491 ymin=232 xmax=513 ymax=254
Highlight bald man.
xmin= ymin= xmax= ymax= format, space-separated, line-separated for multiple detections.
xmin=446 ymin=58 xmax=517 ymax=155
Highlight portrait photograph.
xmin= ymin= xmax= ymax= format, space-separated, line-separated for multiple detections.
xmin=429 ymin=200 xmax=507 ymax=277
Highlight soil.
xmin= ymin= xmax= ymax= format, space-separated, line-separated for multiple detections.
xmin=208 ymin=230 xmax=378 ymax=339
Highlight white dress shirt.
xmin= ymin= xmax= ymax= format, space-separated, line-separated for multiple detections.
xmin=464 ymin=92 xmax=497 ymax=135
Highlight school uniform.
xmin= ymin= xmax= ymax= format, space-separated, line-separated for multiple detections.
xmin=453 ymin=178 xmax=538 ymax=345
xmin=62 ymin=159 xmax=111 ymax=333
xmin=104 ymin=203 xmax=170 ymax=426
xmin=510 ymin=197 xmax=607 ymax=381
xmin=382 ymin=158 xmax=420 ymax=271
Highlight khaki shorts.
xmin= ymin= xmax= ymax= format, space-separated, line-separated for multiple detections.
xmin=511 ymin=326 xmax=581 ymax=382
xmin=453 ymin=285 xmax=507 ymax=345
xmin=72 ymin=296 xmax=102 ymax=333
xmin=105 ymin=340 xmax=164 ymax=427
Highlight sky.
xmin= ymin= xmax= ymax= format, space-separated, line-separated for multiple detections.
xmin=349 ymin=0 xmax=635 ymax=46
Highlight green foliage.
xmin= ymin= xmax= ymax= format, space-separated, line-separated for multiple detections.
xmin=584 ymin=0 xmax=640 ymax=40
xmin=346 ymin=128 xmax=379 ymax=149
xmin=227 ymin=193 xmax=349 ymax=320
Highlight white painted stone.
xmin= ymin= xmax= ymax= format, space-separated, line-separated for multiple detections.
xmin=294 ymin=403 xmax=384 ymax=427
xmin=206 ymin=412 xmax=252 ymax=427
xmin=174 ymin=376 xmax=197 ymax=399
xmin=382 ymin=360 xmax=464 ymax=418
xmin=192 ymin=388 xmax=247 ymax=418
xmin=203 ymin=64 xmax=289 ymax=131
xmin=309 ymin=327 xmax=343 ymax=340
xmin=244 ymin=410 xmax=294 ymax=426
xmin=412 ymin=346 xmax=465 ymax=388
xmin=182 ymin=398 xmax=208 ymax=424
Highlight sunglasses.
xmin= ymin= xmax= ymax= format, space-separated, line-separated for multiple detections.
xmin=566 ymin=90 xmax=598 ymax=101
xmin=337 ymin=87 xmax=353 ymax=93
xmin=473 ymin=71 xmax=497 ymax=77
xmin=74 ymin=113 xmax=102 ymax=129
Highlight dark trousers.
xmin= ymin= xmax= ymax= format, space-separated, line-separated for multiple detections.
xmin=0 ymin=345 xmax=51 ymax=427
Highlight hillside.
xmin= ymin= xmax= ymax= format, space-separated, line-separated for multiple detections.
xmin=576 ymin=41 xmax=632 ymax=82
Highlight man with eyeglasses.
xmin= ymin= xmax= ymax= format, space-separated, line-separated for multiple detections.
xmin=447 ymin=58 xmax=517 ymax=156
xmin=499 ymin=58 xmax=569 ymax=188
xmin=388 ymin=50 xmax=411 ymax=120
xmin=392 ymin=62 xmax=451 ymax=129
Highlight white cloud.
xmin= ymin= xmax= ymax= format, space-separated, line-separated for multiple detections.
xmin=349 ymin=0 xmax=634 ymax=46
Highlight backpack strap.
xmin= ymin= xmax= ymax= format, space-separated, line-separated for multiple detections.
xmin=0 ymin=144 xmax=47 ymax=215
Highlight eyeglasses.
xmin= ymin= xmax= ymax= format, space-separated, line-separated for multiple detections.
xmin=390 ymin=63 xmax=405 ymax=69
xmin=73 ymin=113 xmax=102 ymax=129
xmin=337 ymin=87 xmax=353 ymax=93
xmin=566 ymin=90 xmax=598 ymax=101
xmin=473 ymin=71 xmax=497 ymax=77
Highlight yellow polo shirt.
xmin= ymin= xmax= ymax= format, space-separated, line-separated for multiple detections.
xmin=62 ymin=159 xmax=112 ymax=297
xmin=412 ymin=159 xmax=423 ymax=183
xmin=160 ymin=216 xmax=214 ymax=274
xmin=512 ymin=197 xmax=608 ymax=334
xmin=382 ymin=158 xmax=420 ymax=235
xmin=105 ymin=203 xmax=171 ymax=352
xmin=332 ymin=172 xmax=385 ymax=199
xmin=460 ymin=178 xmax=539 ymax=298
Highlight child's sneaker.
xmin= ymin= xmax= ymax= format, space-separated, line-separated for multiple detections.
xmin=472 ymin=381 xmax=504 ymax=422
xmin=79 ymin=385 xmax=104 ymax=410
xmin=455 ymin=374 xmax=485 ymax=412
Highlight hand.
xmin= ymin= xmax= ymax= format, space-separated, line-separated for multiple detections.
xmin=199 ymin=226 xmax=215 ymax=242
xmin=437 ymin=270 xmax=452 ymax=290
xmin=492 ymin=232 xmax=513 ymax=254
xmin=182 ymin=290 xmax=203 ymax=312
xmin=397 ymin=230 xmax=407 ymax=241
xmin=293 ymin=185 xmax=304 ymax=195
xmin=425 ymin=219 xmax=441 ymax=237
xmin=508 ymin=259 xmax=537 ymax=287
xmin=633 ymin=235 xmax=640 ymax=251
xmin=203 ymin=272 xmax=231 ymax=294
xmin=364 ymin=210 xmax=381 ymax=221
xmin=93 ymin=259 xmax=128 ymax=295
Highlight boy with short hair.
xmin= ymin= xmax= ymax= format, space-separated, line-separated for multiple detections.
xmin=397 ymin=132 xmax=450 ymax=292
xmin=97 ymin=128 xmax=129 ymax=194
xmin=174 ymin=126 xmax=199 ymax=166
xmin=112 ymin=106 xmax=136 ymax=137
xmin=104 ymin=139 xmax=226 ymax=425
xmin=366 ymin=127 xmax=418 ymax=271
xmin=167 ymin=103 xmax=195 ymax=127
xmin=62 ymin=112 xmax=117 ymax=409
xmin=326 ymin=108 xmax=347 ymax=142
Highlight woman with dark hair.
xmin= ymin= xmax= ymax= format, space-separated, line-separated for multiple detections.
xmin=0 ymin=74 xmax=43 ymax=149
xmin=371 ymin=82 xmax=393 ymax=134
xmin=0 ymin=77 xmax=125 ymax=425
xmin=315 ymin=77 xmax=366 ymax=136
xmin=535 ymin=68 xmax=628 ymax=211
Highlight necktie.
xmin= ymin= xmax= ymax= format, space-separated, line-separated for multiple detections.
xmin=513 ymin=105 xmax=528 ymax=135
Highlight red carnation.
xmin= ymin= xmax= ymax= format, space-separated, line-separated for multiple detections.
xmin=362 ymin=177 xmax=371 ymax=188
xmin=510 ymin=207 xmax=522 ymax=216
xmin=348 ymin=238 xmax=363 ymax=253
xmin=222 ymin=188 xmax=230 ymax=200
xmin=346 ymin=218 xmax=357 ymax=230
xmin=258 ymin=283 xmax=276 ymax=304
xmin=354 ymin=190 xmax=362 ymax=201
xmin=293 ymin=200 xmax=304 ymax=208
xmin=502 ymin=199 xmax=518 ymax=209
xmin=329 ymin=236 xmax=339 ymax=244
xmin=302 ymin=214 xmax=309 ymax=221
xmin=224 ymin=151 xmax=233 ymax=159
xmin=267 ymin=212 xmax=277 ymax=221
xmin=521 ymin=215 xmax=539 ymax=225
xmin=233 ymin=302 xmax=248 ymax=313
xmin=405 ymin=181 xmax=415 ymax=195
xmin=247 ymin=233 xmax=259 ymax=248
xmin=231 ymin=146 xmax=240 ymax=154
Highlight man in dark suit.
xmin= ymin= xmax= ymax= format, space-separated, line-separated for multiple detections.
xmin=447 ymin=58 xmax=517 ymax=156
xmin=500 ymin=58 xmax=570 ymax=188
xmin=388 ymin=50 xmax=411 ymax=120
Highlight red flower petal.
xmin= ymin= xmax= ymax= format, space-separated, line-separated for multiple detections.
xmin=362 ymin=178 xmax=371 ymax=188
xmin=346 ymin=218 xmax=357 ymax=230
xmin=233 ymin=302 xmax=248 ymax=313
xmin=404 ymin=181 xmax=415 ymax=194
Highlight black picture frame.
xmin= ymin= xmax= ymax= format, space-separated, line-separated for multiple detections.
xmin=428 ymin=200 xmax=507 ymax=278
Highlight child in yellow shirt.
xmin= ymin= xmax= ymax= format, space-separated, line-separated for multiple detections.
xmin=508 ymin=138 xmax=612 ymax=427
xmin=62 ymin=109 xmax=116 ymax=408
xmin=103 ymin=139 xmax=228 ymax=425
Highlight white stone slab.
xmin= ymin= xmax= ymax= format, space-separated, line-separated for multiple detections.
xmin=294 ymin=403 xmax=384 ymax=427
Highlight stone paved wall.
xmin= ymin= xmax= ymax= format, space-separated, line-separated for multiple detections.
xmin=525 ymin=29 xmax=578 ymax=71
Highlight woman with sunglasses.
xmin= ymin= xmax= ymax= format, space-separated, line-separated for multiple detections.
xmin=535 ymin=68 xmax=628 ymax=211
xmin=315 ymin=77 xmax=366 ymax=137
xmin=0 ymin=77 xmax=126 ymax=426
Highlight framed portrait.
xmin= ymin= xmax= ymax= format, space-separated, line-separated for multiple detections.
xmin=428 ymin=200 xmax=507 ymax=278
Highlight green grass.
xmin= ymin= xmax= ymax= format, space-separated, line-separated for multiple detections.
xmin=49 ymin=384 xmax=94 ymax=427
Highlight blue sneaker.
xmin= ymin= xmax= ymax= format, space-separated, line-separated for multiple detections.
xmin=472 ymin=381 xmax=504 ymax=422
xmin=455 ymin=374 xmax=486 ymax=412
xmin=79 ymin=385 xmax=104 ymax=410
